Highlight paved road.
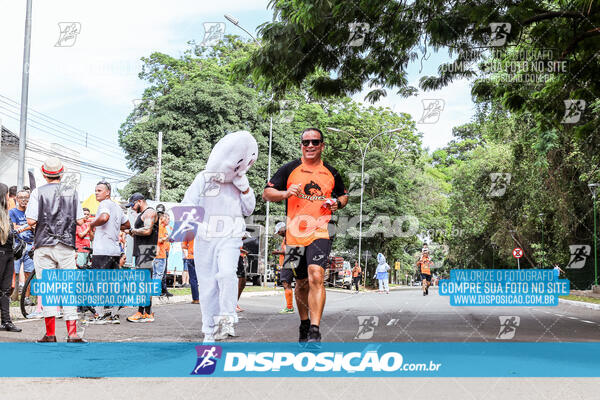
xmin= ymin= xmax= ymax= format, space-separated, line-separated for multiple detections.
xmin=2 ymin=288 xmax=599 ymax=342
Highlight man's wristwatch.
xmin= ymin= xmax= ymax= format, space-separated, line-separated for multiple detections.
xmin=334 ymin=198 xmax=342 ymax=209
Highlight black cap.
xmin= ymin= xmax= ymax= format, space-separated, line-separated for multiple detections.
xmin=126 ymin=193 xmax=145 ymax=208
xmin=156 ymin=204 xmax=166 ymax=214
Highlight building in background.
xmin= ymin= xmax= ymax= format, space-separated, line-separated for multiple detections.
xmin=1 ymin=121 xmax=81 ymax=193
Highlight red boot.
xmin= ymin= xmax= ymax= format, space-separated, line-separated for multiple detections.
xmin=37 ymin=317 xmax=57 ymax=343
xmin=66 ymin=320 xmax=87 ymax=343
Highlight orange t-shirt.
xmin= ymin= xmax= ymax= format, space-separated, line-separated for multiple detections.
xmin=266 ymin=159 xmax=347 ymax=247
xmin=156 ymin=224 xmax=170 ymax=259
xmin=417 ymin=257 xmax=432 ymax=275
xmin=182 ymin=240 xmax=194 ymax=259
xmin=352 ymin=265 xmax=361 ymax=277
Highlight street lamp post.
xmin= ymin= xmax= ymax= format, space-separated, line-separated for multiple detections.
xmin=225 ymin=14 xmax=273 ymax=287
xmin=538 ymin=213 xmax=545 ymax=267
xmin=589 ymin=183 xmax=599 ymax=287
xmin=327 ymin=127 xmax=402 ymax=280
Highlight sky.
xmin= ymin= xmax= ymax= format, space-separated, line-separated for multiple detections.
xmin=0 ymin=0 xmax=474 ymax=197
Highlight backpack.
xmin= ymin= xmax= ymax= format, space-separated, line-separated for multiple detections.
xmin=11 ymin=229 xmax=26 ymax=260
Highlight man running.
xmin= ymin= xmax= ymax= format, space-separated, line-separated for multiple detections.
xmin=124 ymin=193 xmax=158 ymax=322
xmin=87 ymin=181 xmax=130 ymax=324
xmin=263 ymin=128 xmax=348 ymax=344
xmin=272 ymin=222 xmax=294 ymax=313
xmin=417 ymin=248 xmax=433 ymax=296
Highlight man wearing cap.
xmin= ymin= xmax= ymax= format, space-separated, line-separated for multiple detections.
xmin=25 ymin=157 xmax=87 ymax=343
xmin=123 ymin=193 xmax=159 ymax=322
xmin=272 ymin=222 xmax=294 ymax=314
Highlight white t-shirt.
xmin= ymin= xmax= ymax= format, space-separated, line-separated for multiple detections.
xmin=93 ymin=199 xmax=128 ymax=256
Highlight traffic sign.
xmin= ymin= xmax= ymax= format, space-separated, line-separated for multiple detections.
xmin=512 ymin=248 xmax=523 ymax=258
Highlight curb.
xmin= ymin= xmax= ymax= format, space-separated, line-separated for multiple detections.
xmin=559 ymin=298 xmax=600 ymax=310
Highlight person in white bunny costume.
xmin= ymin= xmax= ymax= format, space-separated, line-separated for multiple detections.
xmin=182 ymin=131 xmax=258 ymax=342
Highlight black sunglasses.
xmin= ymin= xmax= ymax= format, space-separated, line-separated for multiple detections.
xmin=301 ymin=139 xmax=323 ymax=146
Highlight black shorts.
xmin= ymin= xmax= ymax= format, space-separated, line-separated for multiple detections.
xmin=291 ymin=239 xmax=332 ymax=280
xmin=421 ymin=273 xmax=432 ymax=282
xmin=92 ymin=255 xmax=120 ymax=270
xmin=279 ymin=268 xmax=295 ymax=283
xmin=237 ymin=256 xmax=246 ymax=278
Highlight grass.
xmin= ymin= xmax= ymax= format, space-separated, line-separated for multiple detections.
xmin=560 ymin=295 xmax=600 ymax=304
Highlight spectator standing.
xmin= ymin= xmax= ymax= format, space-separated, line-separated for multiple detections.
xmin=374 ymin=253 xmax=390 ymax=294
xmin=9 ymin=189 xmax=34 ymax=302
xmin=0 ymin=183 xmax=22 ymax=332
xmin=182 ymin=239 xmax=199 ymax=304
xmin=7 ymin=186 xmax=17 ymax=210
xmin=87 ymin=181 xmax=130 ymax=324
xmin=124 ymin=193 xmax=158 ymax=323
xmin=75 ymin=208 xmax=92 ymax=268
xmin=153 ymin=213 xmax=170 ymax=291
xmin=352 ymin=261 xmax=361 ymax=293
xmin=25 ymin=158 xmax=86 ymax=342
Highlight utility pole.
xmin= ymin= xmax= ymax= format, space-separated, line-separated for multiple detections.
xmin=155 ymin=131 xmax=163 ymax=201
xmin=17 ymin=0 xmax=33 ymax=190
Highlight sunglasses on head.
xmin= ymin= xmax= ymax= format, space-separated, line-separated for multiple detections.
xmin=301 ymin=139 xmax=323 ymax=146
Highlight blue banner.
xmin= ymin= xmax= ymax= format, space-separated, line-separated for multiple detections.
xmin=30 ymin=269 xmax=162 ymax=306
xmin=1 ymin=342 xmax=599 ymax=377
xmin=439 ymin=269 xmax=569 ymax=306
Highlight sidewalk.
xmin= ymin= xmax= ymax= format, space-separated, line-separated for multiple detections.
xmin=559 ymin=289 xmax=600 ymax=310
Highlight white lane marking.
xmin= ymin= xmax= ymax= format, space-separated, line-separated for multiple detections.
xmin=387 ymin=319 xmax=399 ymax=326
xmin=581 ymin=320 xmax=595 ymax=324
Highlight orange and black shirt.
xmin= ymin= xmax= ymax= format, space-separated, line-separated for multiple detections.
xmin=266 ymin=158 xmax=347 ymax=247
xmin=417 ymin=256 xmax=433 ymax=275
